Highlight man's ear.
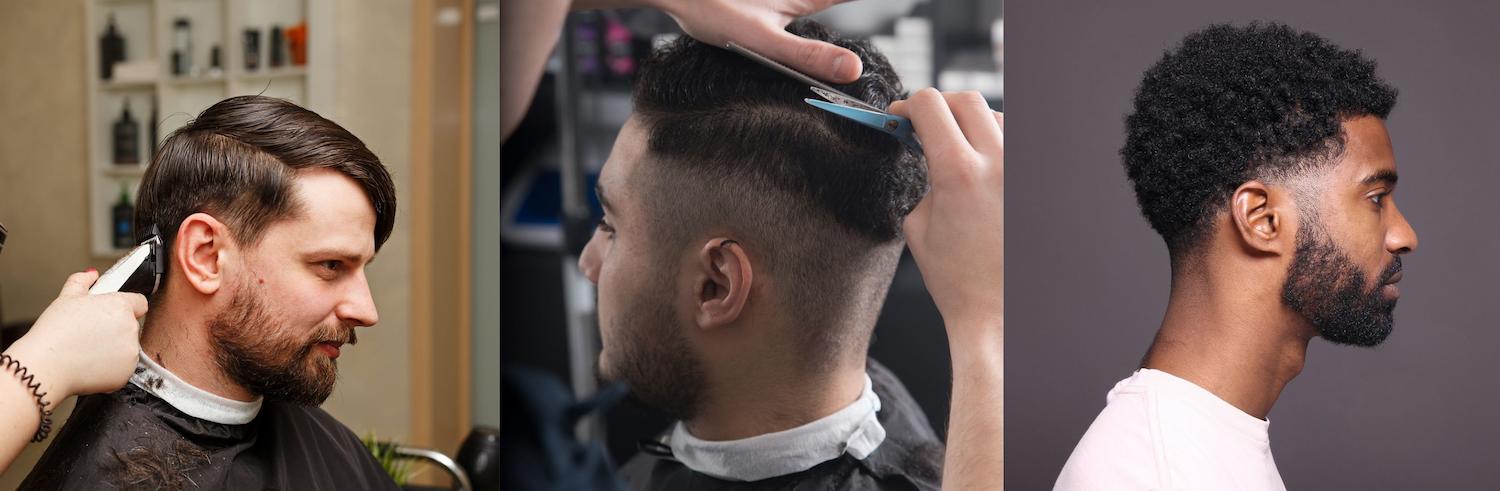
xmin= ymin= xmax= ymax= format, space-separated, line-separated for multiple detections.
xmin=694 ymin=238 xmax=752 ymax=330
xmin=173 ymin=213 xmax=234 ymax=295
xmin=1230 ymin=181 xmax=1291 ymax=256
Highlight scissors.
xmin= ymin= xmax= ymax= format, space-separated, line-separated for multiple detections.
xmin=725 ymin=42 xmax=924 ymax=154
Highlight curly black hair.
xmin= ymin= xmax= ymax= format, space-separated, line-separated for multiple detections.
xmin=1122 ymin=22 xmax=1397 ymax=254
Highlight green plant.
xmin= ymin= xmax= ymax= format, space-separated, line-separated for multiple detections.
xmin=362 ymin=432 xmax=418 ymax=486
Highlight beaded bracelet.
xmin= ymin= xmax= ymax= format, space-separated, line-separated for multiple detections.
xmin=0 ymin=354 xmax=53 ymax=442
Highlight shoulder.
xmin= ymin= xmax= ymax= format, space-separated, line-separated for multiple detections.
xmin=20 ymin=389 xmax=179 ymax=488
xmin=262 ymin=402 xmax=399 ymax=489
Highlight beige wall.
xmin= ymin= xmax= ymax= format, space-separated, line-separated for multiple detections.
xmin=321 ymin=0 xmax=416 ymax=444
xmin=0 ymin=0 xmax=416 ymax=484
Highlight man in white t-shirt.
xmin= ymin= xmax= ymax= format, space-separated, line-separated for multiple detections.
xmin=1055 ymin=23 xmax=1417 ymax=490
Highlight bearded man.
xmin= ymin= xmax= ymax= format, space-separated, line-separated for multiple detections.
xmin=1055 ymin=23 xmax=1417 ymax=490
xmin=23 ymin=95 xmax=399 ymax=490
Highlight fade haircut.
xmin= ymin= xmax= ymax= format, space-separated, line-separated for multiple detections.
xmin=630 ymin=20 xmax=927 ymax=364
xmin=1122 ymin=22 xmax=1397 ymax=258
xmin=135 ymin=95 xmax=397 ymax=294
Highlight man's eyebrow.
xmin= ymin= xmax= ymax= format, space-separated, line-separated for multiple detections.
xmin=303 ymin=248 xmax=373 ymax=265
xmin=1360 ymin=169 xmax=1399 ymax=186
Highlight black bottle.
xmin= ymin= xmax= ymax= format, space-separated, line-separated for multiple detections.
xmin=147 ymin=97 xmax=158 ymax=160
xmin=100 ymin=14 xmax=125 ymax=80
xmin=269 ymin=26 xmax=284 ymax=68
xmin=244 ymin=29 xmax=261 ymax=70
xmin=112 ymin=185 xmax=135 ymax=249
xmin=113 ymin=100 xmax=139 ymax=165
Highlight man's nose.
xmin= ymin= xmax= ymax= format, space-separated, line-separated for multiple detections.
xmin=578 ymin=231 xmax=602 ymax=285
xmin=1387 ymin=201 xmax=1418 ymax=255
xmin=338 ymin=271 xmax=380 ymax=327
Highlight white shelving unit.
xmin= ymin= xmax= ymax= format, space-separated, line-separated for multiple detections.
xmin=85 ymin=0 xmax=331 ymax=258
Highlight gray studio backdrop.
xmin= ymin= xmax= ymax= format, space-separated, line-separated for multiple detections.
xmin=1007 ymin=1 xmax=1500 ymax=489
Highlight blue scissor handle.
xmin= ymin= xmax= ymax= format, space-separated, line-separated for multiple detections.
xmin=805 ymin=98 xmax=924 ymax=155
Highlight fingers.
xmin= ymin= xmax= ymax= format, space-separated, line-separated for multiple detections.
xmin=757 ymin=29 xmax=863 ymax=83
xmin=892 ymin=88 xmax=972 ymax=163
xmin=59 ymin=269 xmax=100 ymax=298
xmin=117 ymin=293 xmax=149 ymax=319
xmin=945 ymin=91 xmax=1003 ymax=156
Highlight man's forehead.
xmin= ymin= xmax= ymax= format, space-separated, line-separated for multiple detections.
xmin=598 ymin=116 xmax=650 ymax=211
xmin=1329 ymin=115 xmax=1396 ymax=184
xmin=265 ymin=169 xmax=377 ymax=256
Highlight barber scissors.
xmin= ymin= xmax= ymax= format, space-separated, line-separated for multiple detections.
xmin=725 ymin=42 xmax=923 ymax=154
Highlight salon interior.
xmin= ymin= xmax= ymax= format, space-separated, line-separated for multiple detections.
xmin=502 ymin=0 xmax=1001 ymax=467
xmin=0 ymin=0 xmax=499 ymax=488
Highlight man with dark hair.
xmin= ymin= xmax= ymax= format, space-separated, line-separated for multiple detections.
xmin=579 ymin=20 xmax=945 ymax=489
xmin=23 ymin=95 xmax=399 ymax=489
xmin=1055 ymin=23 xmax=1416 ymax=489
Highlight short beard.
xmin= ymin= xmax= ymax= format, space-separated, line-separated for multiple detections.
xmin=1281 ymin=222 xmax=1401 ymax=347
xmin=597 ymin=279 xmax=706 ymax=420
xmin=208 ymin=283 xmax=355 ymax=406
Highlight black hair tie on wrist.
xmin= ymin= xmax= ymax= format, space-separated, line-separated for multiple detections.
xmin=0 ymin=354 xmax=53 ymax=442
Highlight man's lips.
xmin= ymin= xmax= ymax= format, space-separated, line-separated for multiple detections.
xmin=1384 ymin=271 xmax=1403 ymax=285
xmin=316 ymin=342 xmax=343 ymax=359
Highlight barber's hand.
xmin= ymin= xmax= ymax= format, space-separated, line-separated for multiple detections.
xmin=889 ymin=88 xmax=1004 ymax=342
xmin=3 ymin=270 xmax=146 ymax=405
xmin=654 ymin=0 xmax=863 ymax=83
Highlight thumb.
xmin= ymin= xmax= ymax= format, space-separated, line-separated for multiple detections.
xmin=758 ymin=30 xmax=863 ymax=84
xmin=59 ymin=269 xmax=100 ymax=298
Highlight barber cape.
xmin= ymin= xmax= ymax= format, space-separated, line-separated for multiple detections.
xmin=21 ymin=352 xmax=397 ymax=490
xmin=619 ymin=360 xmax=945 ymax=490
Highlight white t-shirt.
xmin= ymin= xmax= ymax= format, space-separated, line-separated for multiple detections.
xmin=1054 ymin=369 xmax=1287 ymax=491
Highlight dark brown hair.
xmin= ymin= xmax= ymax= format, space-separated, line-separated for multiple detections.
xmin=135 ymin=95 xmax=396 ymax=281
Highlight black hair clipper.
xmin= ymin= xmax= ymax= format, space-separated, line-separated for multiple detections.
xmin=90 ymin=226 xmax=163 ymax=296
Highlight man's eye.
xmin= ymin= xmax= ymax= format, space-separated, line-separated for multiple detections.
xmin=322 ymin=261 xmax=343 ymax=271
xmin=1369 ymin=194 xmax=1386 ymax=206
xmin=597 ymin=218 xmax=616 ymax=238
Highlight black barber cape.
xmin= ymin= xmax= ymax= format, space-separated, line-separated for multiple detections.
xmin=21 ymin=383 xmax=398 ymax=490
xmin=619 ymin=360 xmax=946 ymax=490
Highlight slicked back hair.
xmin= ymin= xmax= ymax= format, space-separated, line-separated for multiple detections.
xmin=135 ymin=95 xmax=396 ymax=294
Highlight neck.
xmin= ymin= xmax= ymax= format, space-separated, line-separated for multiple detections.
xmin=684 ymin=352 xmax=869 ymax=442
xmin=139 ymin=299 xmax=257 ymax=402
xmin=1142 ymin=260 xmax=1313 ymax=419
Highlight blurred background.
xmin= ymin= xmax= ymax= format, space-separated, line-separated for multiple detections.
xmin=501 ymin=0 xmax=1001 ymax=467
xmin=0 ymin=0 xmax=499 ymax=488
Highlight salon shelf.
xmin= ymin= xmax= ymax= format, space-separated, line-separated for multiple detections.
xmin=86 ymin=0 xmax=327 ymax=258
xmin=101 ymin=79 xmax=158 ymax=91
xmin=236 ymin=66 xmax=307 ymax=80
xmin=165 ymin=74 xmax=227 ymax=86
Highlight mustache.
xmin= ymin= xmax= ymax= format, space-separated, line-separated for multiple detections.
xmin=312 ymin=325 xmax=358 ymax=346
xmin=1379 ymin=257 xmax=1403 ymax=284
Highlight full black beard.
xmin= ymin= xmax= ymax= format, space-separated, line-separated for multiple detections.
xmin=208 ymin=284 xmax=353 ymax=406
xmin=1281 ymin=224 xmax=1402 ymax=347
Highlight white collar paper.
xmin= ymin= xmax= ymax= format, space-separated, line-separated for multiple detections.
xmin=668 ymin=374 xmax=886 ymax=481
xmin=129 ymin=351 xmax=263 ymax=425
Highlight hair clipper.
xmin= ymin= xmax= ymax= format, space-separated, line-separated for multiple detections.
xmin=90 ymin=226 xmax=163 ymax=296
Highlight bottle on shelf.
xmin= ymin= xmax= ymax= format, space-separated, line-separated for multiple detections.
xmin=113 ymin=100 xmax=140 ymax=165
xmin=270 ymin=25 xmax=285 ymax=68
xmin=112 ymin=184 xmax=135 ymax=250
xmin=173 ymin=18 xmax=193 ymax=76
xmin=244 ymin=28 xmax=261 ymax=71
xmin=148 ymin=96 xmax=158 ymax=161
xmin=100 ymin=14 xmax=126 ymax=80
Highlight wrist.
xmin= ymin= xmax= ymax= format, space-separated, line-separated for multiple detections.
xmin=2 ymin=342 xmax=69 ymax=407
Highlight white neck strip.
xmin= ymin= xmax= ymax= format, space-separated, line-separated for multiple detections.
xmin=129 ymin=351 xmax=263 ymax=425
xmin=668 ymin=374 xmax=886 ymax=482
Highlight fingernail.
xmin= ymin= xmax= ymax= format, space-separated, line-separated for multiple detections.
xmin=86 ymin=268 xmax=97 ymax=274
xmin=831 ymin=56 xmax=845 ymax=81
